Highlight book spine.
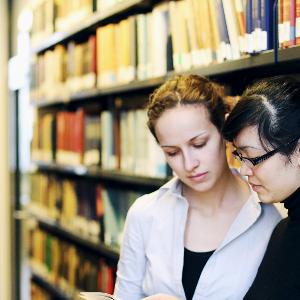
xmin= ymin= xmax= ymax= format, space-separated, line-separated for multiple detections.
xmin=215 ymin=0 xmax=232 ymax=59
xmin=290 ymin=0 xmax=296 ymax=46
xmin=29 ymin=227 xmax=117 ymax=294
xmin=261 ymin=0 xmax=267 ymax=50
xmin=235 ymin=0 xmax=247 ymax=52
xmin=282 ymin=0 xmax=291 ymax=47
xmin=222 ymin=0 xmax=241 ymax=58
xmin=296 ymin=0 xmax=300 ymax=44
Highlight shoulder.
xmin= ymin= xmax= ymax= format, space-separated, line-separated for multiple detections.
xmin=242 ymin=189 xmax=282 ymax=232
xmin=231 ymin=167 xmax=282 ymax=225
xmin=127 ymin=190 xmax=160 ymax=219
xmin=127 ymin=177 xmax=182 ymax=221
xmin=270 ymin=216 xmax=289 ymax=234
xmin=261 ymin=202 xmax=282 ymax=221
xmin=239 ymin=197 xmax=282 ymax=242
xmin=256 ymin=202 xmax=282 ymax=235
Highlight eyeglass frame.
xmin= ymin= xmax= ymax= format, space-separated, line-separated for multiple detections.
xmin=232 ymin=137 xmax=300 ymax=167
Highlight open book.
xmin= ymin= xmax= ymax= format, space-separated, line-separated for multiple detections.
xmin=79 ymin=292 xmax=122 ymax=300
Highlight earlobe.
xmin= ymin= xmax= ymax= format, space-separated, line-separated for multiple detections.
xmin=296 ymin=144 xmax=300 ymax=167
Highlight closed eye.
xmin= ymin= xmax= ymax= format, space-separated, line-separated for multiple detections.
xmin=165 ymin=151 xmax=178 ymax=157
xmin=193 ymin=143 xmax=206 ymax=149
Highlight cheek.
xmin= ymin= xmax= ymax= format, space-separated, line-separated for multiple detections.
xmin=204 ymin=141 xmax=226 ymax=163
xmin=165 ymin=156 xmax=181 ymax=172
xmin=255 ymin=159 xmax=292 ymax=191
xmin=255 ymin=167 xmax=278 ymax=187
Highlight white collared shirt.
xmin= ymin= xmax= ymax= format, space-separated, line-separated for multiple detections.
xmin=114 ymin=177 xmax=281 ymax=300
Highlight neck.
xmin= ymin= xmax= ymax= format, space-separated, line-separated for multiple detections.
xmin=283 ymin=186 xmax=300 ymax=221
xmin=183 ymin=166 xmax=246 ymax=214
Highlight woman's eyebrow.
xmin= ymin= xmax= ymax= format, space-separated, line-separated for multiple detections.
xmin=190 ymin=133 xmax=207 ymax=141
xmin=233 ymin=144 xmax=262 ymax=151
xmin=161 ymin=133 xmax=207 ymax=148
xmin=161 ymin=145 xmax=177 ymax=149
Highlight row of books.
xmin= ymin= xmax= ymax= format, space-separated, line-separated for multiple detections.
xmin=279 ymin=0 xmax=300 ymax=47
xmin=30 ymin=0 xmax=55 ymax=47
xmin=29 ymin=227 xmax=117 ymax=297
xmin=31 ymin=0 xmax=93 ymax=47
xmin=30 ymin=172 xmax=145 ymax=247
xmin=30 ymin=0 xmax=300 ymax=97
xmin=30 ymin=0 xmax=128 ymax=47
xmin=31 ymin=36 xmax=97 ymax=100
xmin=31 ymin=107 xmax=168 ymax=178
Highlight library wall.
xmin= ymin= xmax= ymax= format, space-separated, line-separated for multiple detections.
xmin=0 ymin=0 xmax=11 ymax=299
xmin=13 ymin=0 xmax=300 ymax=299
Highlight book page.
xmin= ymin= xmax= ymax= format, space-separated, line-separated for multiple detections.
xmin=79 ymin=292 xmax=122 ymax=300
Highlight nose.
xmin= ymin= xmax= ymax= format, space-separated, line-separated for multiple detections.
xmin=239 ymin=161 xmax=254 ymax=177
xmin=183 ymin=152 xmax=199 ymax=172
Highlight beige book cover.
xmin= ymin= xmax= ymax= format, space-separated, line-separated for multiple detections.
xmin=79 ymin=292 xmax=121 ymax=300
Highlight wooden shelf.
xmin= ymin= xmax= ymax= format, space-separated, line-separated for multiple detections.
xmin=33 ymin=215 xmax=119 ymax=261
xmin=30 ymin=76 xmax=167 ymax=108
xmin=32 ymin=0 xmax=150 ymax=54
xmin=31 ymin=271 xmax=71 ymax=300
xmin=31 ymin=161 xmax=170 ymax=188
xmin=30 ymin=46 xmax=300 ymax=108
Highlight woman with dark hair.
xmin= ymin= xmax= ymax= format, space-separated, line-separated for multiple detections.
xmin=113 ymin=75 xmax=281 ymax=300
xmin=223 ymin=76 xmax=300 ymax=299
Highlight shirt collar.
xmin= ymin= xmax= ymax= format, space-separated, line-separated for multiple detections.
xmin=283 ymin=186 xmax=300 ymax=221
xmin=157 ymin=173 xmax=263 ymax=251
xmin=217 ymin=190 xmax=262 ymax=251
xmin=157 ymin=176 xmax=183 ymax=199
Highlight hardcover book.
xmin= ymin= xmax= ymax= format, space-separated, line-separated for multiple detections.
xmin=79 ymin=292 xmax=121 ymax=300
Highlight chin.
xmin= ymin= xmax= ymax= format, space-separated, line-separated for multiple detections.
xmin=256 ymin=192 xmax=277 ymax=204
xmin=185 ymin=179 xmax=214 ymax=193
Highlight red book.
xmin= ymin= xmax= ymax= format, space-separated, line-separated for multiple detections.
xmin=89 ymin=35 xmax=97 ymax=75
xmin=73 ymin=108 xmax=85 ymax=164
xmin=106 ymin=265 xmax=116 ymax=294
xmin=96 ymin=185 xmax=104 ymax=217
xmin=56 ymin=111 xmax=66 ymax=162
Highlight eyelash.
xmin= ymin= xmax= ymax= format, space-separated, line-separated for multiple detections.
xmin=166 ymin=151 xmax=178 ymax=157
xmin=165 ymin=143 xmax=206 ymax=157
xmin=193 ymin=143 xmax=206 ymax=149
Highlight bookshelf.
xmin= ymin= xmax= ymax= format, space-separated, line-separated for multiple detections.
xmin=30 ymin=46 xmax=300 ymax=108
xmin=33 ymin=215 xmax=119 ymax=260
xmin=28 ymin=217 xmax=118 ymax=299
xmin=31 ymin=0 xmax=151 ymax=54
xmin=17 ymin=0 xmax=300 ymax=299
xmin=31 ymin=162 xmax=170 ymax=187
xmin=31 ymin=271 xmax=70 ymax=300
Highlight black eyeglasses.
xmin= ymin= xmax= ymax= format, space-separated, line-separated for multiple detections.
xmin=232 ymin=137 xmax=299 ymax=167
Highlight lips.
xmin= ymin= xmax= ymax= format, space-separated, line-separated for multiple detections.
xmin=249 ymin=182 xmax=260 ymax=187
xmin=249 ymin=182 xmax=262 ymax=192
xmin=188 ymin=172 xmax=208 ymax=182
xmin=188 ymin=172 xmax=207 ymax=178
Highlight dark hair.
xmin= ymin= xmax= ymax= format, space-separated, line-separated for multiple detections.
xmin=223 ymin=76 xmax=300 ymax=158
xmin=147 ymin=74 xmax=230 ymax=140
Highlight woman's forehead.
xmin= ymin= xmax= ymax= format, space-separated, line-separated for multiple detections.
xmin=234 ymin=126 xmax=262 ymax=150
xmin=155 ymin=106 xmax=215 ymax=144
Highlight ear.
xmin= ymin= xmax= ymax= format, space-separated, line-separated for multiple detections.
xmin=296 ymin=142 xmax=300 ymax=167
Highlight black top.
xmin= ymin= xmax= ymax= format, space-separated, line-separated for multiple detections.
xmin=182 ymin=248 xmax=214 ymax=300
xmin=244 ymin=187 xmax=300 ymax=300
